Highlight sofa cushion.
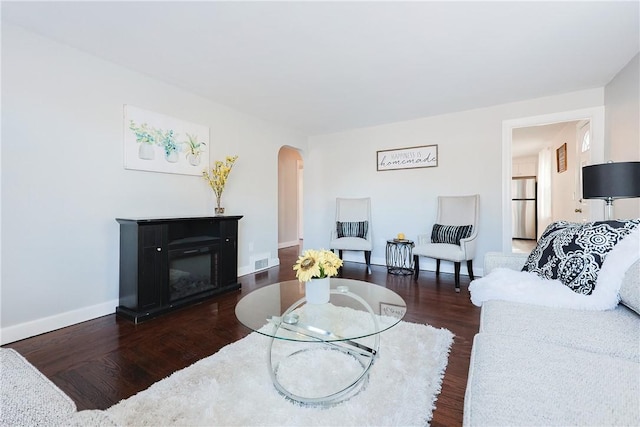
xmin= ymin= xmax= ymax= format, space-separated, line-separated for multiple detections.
xmin=431 ymin=224 xmax=472 ymax=245
xmin=479 ymin=299 xmax=640 ymax=362
xmin=522 ymin=220 xmax=640 ymax=295
xmin=336 ymin=221 xmax=368 ymax=239
xmin=413 ymin=241 xmax=466 ymax=261
xmin=463 ymin=333 xmax=640 ymax=426
xmin=69 ymin=410 xmax=118 ymax=426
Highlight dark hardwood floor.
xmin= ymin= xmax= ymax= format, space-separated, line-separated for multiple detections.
xmin=5 ymin=246 xmax=480 ymax=426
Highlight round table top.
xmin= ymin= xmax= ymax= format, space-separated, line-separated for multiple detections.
xmin=235 ymin=278 xmax=407 ymax=342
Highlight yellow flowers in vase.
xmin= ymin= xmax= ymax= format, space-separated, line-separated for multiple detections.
xmin=293 ymin=249 xmax=344 ymax=282
xmin=203 ymin=155 xmax=238 ymax=215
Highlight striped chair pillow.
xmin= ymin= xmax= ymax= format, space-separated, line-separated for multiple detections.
xmin=336 ymin=221 xmax=368 ymax=239
xmin=431 ymin=224 xmax=473 ymax=245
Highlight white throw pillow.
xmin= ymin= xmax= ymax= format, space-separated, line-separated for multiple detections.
xmin=598 ymin=227 xmax=640 ymax=313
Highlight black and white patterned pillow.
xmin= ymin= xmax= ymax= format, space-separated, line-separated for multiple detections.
xmin=431 ymin=224 xmax=473 ymax=245
xmin=522 ymin=219 xmax=640 ymax=295
xmin=336 ymin=221 xmax=368 ymax=239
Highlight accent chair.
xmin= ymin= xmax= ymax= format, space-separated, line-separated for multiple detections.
xmin=413 ymin=194 xmax=479 ymax=292
xmin=330 ymin=197 xmax=373 ymax=274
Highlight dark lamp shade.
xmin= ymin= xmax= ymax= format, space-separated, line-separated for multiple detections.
xmin=582 ymin=161 xmax=640 ymax=200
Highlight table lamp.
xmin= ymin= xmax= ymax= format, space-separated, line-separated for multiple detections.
xmin=582 ymin=161 xmax=640 ymax=220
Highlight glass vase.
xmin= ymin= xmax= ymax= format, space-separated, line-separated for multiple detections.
xmin=215 ymin=195 xmax=224 ymax=216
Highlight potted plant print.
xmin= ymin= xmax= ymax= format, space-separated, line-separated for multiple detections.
xmin=129 ymin=120 xmax=156 ymax=160
xmin=184 ymin=133 xmax=206 ymax=166
xmin=158 ymin=129 xmax=179 ymax=163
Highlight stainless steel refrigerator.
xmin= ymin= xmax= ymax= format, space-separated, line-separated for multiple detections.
xmin=512 ymin=177 xmax=537 ymax=240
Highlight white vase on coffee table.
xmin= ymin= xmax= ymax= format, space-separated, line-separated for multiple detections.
xmin=305 ymin=277 xmax=330 ymax=304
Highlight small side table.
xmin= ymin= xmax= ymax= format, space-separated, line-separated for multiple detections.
xmin=386 ymin=239 xmax=415 ymax=275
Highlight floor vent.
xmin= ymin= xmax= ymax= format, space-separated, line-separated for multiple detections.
xmin=251 ymin=253 xmax=270 ymax=271
xmin=255 ymin=258 xmax=268 ymax=270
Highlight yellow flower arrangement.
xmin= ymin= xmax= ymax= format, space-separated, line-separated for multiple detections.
xmin=293 ymin=249 xmax=343 ymax=282
xmin=203 ymin=155 xmax=238 ymax=210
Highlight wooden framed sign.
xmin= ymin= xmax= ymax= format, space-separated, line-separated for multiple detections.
xmin=376 ymin=144 xmax=438 ymax=171
xmin=556 ymin=143 xmax=567 ymax=173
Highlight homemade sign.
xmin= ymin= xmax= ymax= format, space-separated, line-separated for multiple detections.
xmin=376 ymin=145 xmax=438 ymax=171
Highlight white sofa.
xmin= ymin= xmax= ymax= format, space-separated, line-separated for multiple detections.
xmin=463 ymin=252 xmax=640 ymax=426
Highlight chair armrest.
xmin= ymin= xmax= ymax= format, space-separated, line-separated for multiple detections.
xmin=460 ymin=231 xmax=479 ymax=259
xmin=416 ymin=234 xmax=431 ymax=245
xmin=484 ymin=251 xmax=529 ymax=275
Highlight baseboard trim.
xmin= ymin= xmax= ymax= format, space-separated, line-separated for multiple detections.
xmin=278 ymin=240 xmax=299 ymax=249
xmin=1 ymin=299 xmax=118 ymax=345
xmin=237 ymin=258 xmax=280 ymax=277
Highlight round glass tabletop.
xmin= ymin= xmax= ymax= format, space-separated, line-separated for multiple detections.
xmin=235 ymin=278 xmax=407 ymax=342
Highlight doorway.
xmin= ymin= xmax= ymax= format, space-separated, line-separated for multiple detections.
xmin=512 ymin=120 xmax=584 ymax=252
xmin=502 ymin=107 xmax=605 ymax=253
xmin=277 ymin=146 xmax=303 ymax=250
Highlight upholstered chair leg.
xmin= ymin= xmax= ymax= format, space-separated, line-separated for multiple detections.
xmin=339 ymin=250 xmax=343 ymax=259
xmin=467 ymin=260 xmax=475 ymax=281
xmin=454 ymin=262 xmax=461 ymax=293
xmin=413 ymin=255 xmax=420 ymax=280
xmin=364 ymin=251 xmax=372 ymax=274
xmin=436 ymin=259 xmax=441 ymax=276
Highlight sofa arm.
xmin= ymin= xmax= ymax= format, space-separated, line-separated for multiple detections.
xmin=484 ymin=251 xmax=528 ymax=275
xmin=619 ymin=259 xmax=640 ymax=314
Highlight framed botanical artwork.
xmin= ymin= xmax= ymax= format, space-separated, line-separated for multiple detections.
xmin=123 ymin=105 xmax=209 ymax=176
xmin=556 ymin=143 xmax=567 ymax=173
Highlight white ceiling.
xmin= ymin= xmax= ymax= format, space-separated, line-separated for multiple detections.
xmin=2 ymin=1 xmax=639 ymax=135
xmin=512 ymin=121 xmax=578 ymax=158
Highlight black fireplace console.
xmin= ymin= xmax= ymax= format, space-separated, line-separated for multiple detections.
xmin=116 ymin=215 xmax=242 ymax=323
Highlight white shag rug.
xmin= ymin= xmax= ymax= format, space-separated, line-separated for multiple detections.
xmin=104 ymin=319 xmax=454 ymax=426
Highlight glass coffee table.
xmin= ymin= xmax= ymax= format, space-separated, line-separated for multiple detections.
xmin=235 ymin=278 xmax=406 ymax=406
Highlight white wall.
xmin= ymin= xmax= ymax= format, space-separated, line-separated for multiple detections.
xmin=1 ymin=24 xmax=306 ymax=344
xmin=304 ymin=89 xmax=604 ymax=275
xmin=605 ymin=53 xmax=640 ymax=219
xmin=512 ymin=155 xmax=537 ymax=178
xmin=550 ymin=123 xmax=578 ymax=221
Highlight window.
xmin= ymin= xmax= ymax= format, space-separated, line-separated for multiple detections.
xmin=581 ymin=130 xmax=590 ymax=153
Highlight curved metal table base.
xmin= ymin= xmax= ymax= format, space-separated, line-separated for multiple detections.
xmin=266 ymin=288 xmax=380 ymax=407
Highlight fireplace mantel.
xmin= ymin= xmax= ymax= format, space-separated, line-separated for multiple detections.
xmin=116 ymin=215 xmax=242 ymax=323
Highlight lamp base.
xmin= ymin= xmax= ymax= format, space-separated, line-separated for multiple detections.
xmin=605 ymin=198 xmax=613 ymax=221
